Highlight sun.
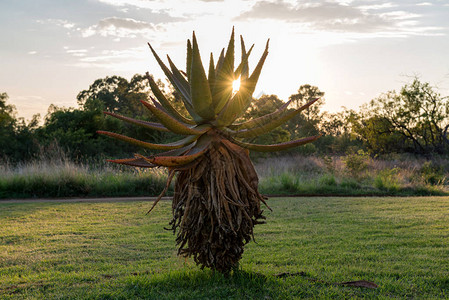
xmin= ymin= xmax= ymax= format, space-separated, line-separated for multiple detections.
xmin=232 ymin=78 xmax=241 ymax=93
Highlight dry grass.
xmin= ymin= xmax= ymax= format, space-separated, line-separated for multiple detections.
xmin=254 ymin=153 xmax=449 ymax=196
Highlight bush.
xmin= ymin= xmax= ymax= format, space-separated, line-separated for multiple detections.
xmin=420 ymin=161 xmax=446 ymax=185
xmin=342 ymin=150 xmax=370 ymax=177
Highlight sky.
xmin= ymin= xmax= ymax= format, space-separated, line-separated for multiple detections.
xmin=1 ymin=0 xmax=449 ymax=121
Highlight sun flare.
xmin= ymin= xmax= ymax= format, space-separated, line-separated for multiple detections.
xmin=232 ymin=78 xmax=241 ymax=93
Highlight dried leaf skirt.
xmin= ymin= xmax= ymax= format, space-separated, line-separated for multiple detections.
xmin=167 ymin=140 xmax=268 ymax=273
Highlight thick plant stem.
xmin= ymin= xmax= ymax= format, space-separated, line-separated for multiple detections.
xmin=168 ymin=140 xmax=268 ymax=273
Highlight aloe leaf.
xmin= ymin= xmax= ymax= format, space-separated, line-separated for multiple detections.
xmin=103 ymin=111 xmax=169 ymax=132
xmin=228 ymin=99 xmax=292 ymax=130
xmin=190 ymin=32 xmax=214 ymax=120
xmin=215 ymin=39 xmax=270 ymax=126
xmin=240 ymin=36 xmax=250 ymax=79
xmin=148 ymin=43 xmax=202 ymax=122
xmin=167 ymin=55 xmax=191 ymax=102
xmin=107 ymin=157 xmax=157 ymax=168
xmin=186 ymin=39 xmax=192 ymax=81
xmin=234 ymin=39 xmax=254 ymax=79
xmin=145 ymin=76 xmax=196 ymax=125
xmin=222 ymin=27 xmax=235 ymax=80
xmin=142 ymin=136 xmax=211 ymax=167
xmin=147 ymin=73 xmax=193 ymax=123
xmin=216 ymin=40 xmax=270 ymax=126
xmin=233 ymin=98 xmax=319 ymax=138
xmin=215 ymin=48 xmax=225 ymax=76
xmin=208 ymin=53 xmax=215 ymax=91
xmin=98 ymin=131 xmax=199 ymax=150
xmin=230 ymin=135 xmax=321 ymax=152
xmin=211 ymin=29 xmax=236 ymax=114
xmin=140 ymin=100 xmax=210 ymax=135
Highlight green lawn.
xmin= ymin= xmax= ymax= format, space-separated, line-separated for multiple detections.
xmin=1 ymin=197 xmax=449 ymax=299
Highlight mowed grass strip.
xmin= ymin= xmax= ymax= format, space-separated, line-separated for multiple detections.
xmin=1 ymin=197 xmax=449 ymax=299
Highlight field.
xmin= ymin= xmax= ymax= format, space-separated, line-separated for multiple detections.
xmin=1 ymin=196 xmax=449 ymax=299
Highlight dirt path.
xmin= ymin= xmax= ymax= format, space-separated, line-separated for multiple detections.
xmin=0 ymin=196 xmax=172 ymax=204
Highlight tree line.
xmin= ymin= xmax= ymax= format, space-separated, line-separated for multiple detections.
xmin=1 ymin=75 xmax=448 ymax=164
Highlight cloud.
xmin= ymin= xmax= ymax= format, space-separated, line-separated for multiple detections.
xmin=37 ymin=19 xmax=76 ymax=29
xmin=235 ymin=0 xmax=443 ymax=35
xmin=66 ymin=49 xmax=89 ymax=57
xmin=82 ymin=17 xmax=156 ymax=38
xmin=235 ymin=1 xmax=392 ymax=32
xmin=94 ymin=0 xmax=247 ymax=18
xmin=68 ymin=47 xmax=150 ymax=72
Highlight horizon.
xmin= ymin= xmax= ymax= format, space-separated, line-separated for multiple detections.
xmin=1 ymin=0 xmax=448 ymax=121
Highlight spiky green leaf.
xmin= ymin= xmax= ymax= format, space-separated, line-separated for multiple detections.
xmin=107 ymin=156 xmax=157 ymax=168
xmin=231 ymin=135 xmax=321 ymax=152
xmin=103 ymin=111 xmax=169 ymax=132
xmin=98 ymin=131 xmax=199 ymax=150
xmin=148 ymin=43 xmax=203 ymax=123
xmin=215 ymin=39 xmax=269 ymax=126
xmin=208 ymin=53 xmax=215 ymax=91
xmin=190 ymin=32 xmax=214 ymax=120
xmin=228 ymin=99 xmax=292 ymax=131
xmin=233 ymin=98 xmax=319 ymax=138
xmin=186 ymin=39 xmax=192 ymax=81
xmin=141 ymin=100 xmax=210 ymax=135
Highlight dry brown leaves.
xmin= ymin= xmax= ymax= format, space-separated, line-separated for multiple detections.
xmin=166 ymin=140 xmax=268 ymax=273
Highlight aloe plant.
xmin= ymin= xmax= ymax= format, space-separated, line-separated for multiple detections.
xmin=99 ymin=29 xmax=319 ymax=273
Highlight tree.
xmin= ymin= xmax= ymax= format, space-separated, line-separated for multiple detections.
xmin=350 ymin=79 xmax=449 ymax=154
xmin=77 ymin=74 xmax=150 ymax=117
xmin=0 ymin=93 xmax=17 ymax=160
xmin=0 ymin=93 xmax=40 ymax=162
xmin=288 ymin=84 xmax=324 ymax=122
xmin=320 ymin=109 xmax=359 ymax=154
xmin=285 ymin=84 xmax=324 ymax=140
xmin=99 ymin=30 xmax=320 ymax=273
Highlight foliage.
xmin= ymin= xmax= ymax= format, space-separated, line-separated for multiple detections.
xmin=350 ymin=78 xmax=449 ymax=154
xmin=286 ymin=84 xmax=324 ymax=139
xmin=342 ymin=150 xmax=370 ymax=177
xmin=0 ymin=93 xmax=40 ymax=162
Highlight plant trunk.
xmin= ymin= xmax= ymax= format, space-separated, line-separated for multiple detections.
xmin=167 ymin=139 xmax=268 ymax=273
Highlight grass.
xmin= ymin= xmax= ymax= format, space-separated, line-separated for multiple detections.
xmin=0 ymin=159 xmax=169 ymax=199
xmin=1 ymin=153 xmax=448 ymax=199
xmin=255 ymin=154 xmax=449 ymax=196
xmin=1 ymin=197 xmax=449 ymax=299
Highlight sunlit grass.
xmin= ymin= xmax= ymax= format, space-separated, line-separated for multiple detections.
xmin=1 ymin=197 xmax=449 ymax=298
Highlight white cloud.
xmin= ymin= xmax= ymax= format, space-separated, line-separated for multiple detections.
xmin=28 ymin=51 xmax=37 ymax=55
xmin=95 ymin=0 xmax=252 ymax=18
xmin=235 ymin=0 xmax=443 ymax=36
xmin=68 ymin=47 xmax=150 ymax=73
xmin=82 ymin=17 xmax=156 ymax=38
xmin=37 ymin=19 xmax=75 ymax=29
xmin=66 ymin=49 xmax=89 ymax=57
xmin=417 ymin=2 xmax=433 ymax=6
xmin=358 ymin=3 xmax=397 ymax=10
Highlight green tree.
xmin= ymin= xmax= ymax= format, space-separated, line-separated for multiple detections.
xmin=0 ymin=93 xmax=40 ymax=162
xmin=288 ymin=84 xmax=325 ymax=122
xmin=0 ymin=93 xmax=17 ymax=160
xmin=285 ymin=85 xmax=325 ymax=140
xmin=350 ymin=79 xmax=449 ymax=154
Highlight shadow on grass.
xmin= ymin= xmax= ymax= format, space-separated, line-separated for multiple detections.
xmin=115 ymin=269 xmax=278 ymax=299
